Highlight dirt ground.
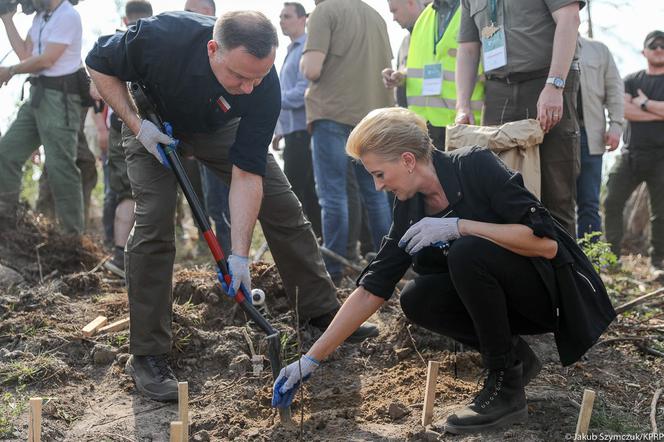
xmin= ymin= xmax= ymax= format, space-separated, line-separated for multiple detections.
xmin=0 ymin=213 xmax=662 ymax=441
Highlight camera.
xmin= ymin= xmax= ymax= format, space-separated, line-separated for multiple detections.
xmin=0 ymin=0 xmax=79 ymax=16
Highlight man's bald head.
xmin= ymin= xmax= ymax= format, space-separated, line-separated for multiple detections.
xmin=387 ymin=0 xmax=427 ymax=30
xmin=184 ymin=0 xmax=216 ymax=16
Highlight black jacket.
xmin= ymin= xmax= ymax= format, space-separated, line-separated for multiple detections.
xmin=358 ymin=146 xmax=615 ymax=365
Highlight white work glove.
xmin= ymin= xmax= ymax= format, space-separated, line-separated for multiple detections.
xmin=136 ymin=119 xmax=174 ymax=165
xmin=399 ymin=217 xmax=461 ymax=255
xmin=224 ymin=254 xmax=251 ymax=296
xmin=272 ymin=355 xmax=320 ymax=408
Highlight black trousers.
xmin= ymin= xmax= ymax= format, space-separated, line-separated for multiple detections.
xmin=284 ymin=130 xmax=322 ymax=238
xmin=400 ymin=236 xmax=556 ymax=369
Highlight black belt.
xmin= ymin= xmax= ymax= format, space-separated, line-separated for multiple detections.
xmin=27 ymin=71 xmax=81 ymax=126
xmin=28 ymin=72 xmax=79 ymax=92
xmin=485 ymin=62 xmax=581 ymax=85
xmin=485 ymin=68 xmax=550 ymax=84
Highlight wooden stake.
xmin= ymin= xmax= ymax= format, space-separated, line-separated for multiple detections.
xmin=28 ymin=397 xmax=42 ymax=442
xmin=98 ymin=317 xmax=130 ymax=334
xmin=170 ymin=421 xmax=183 ymax=442
xmin=178 ymin=382 xmax=189 ymax=441
xmin=575 ymin=389 xmax=596 ymax=436
xmin=81 ymin=316 xmax=108 ymax=337
xmin=421 ymin=361 xmax=440 ymax=426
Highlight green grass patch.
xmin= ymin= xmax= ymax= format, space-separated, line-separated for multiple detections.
xmin=0 ymin=387 xmax=27 ymax=438
xmin=0 ymin=354 xmax=63 ymax=386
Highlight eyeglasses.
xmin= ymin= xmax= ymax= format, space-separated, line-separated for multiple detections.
xmin=647 ymin=42 xmax=664 ymax=50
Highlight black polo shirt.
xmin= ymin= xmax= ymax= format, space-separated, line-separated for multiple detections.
xmin=357 ymin=147 xmax=557 ymax=300
xmin=85 ymin=11 xmax=281 ymax=176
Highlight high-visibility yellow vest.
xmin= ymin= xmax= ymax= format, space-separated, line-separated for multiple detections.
xmin=406 ymin=5 xmax=484 ymax=127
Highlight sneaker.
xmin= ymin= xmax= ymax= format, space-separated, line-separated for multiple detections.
xmin=445 ymin=362 xmax=528 ymax=434
xmin=309 ymin=309 xmax=379 ymax=343
xmin=125 ymin=354 xmax=178 ymax=402
xmin=513 ymin=337 xmax=542 ymax=387
xmin=650 ymin=258 xmax=664 ymax=282
xmin=104 ymin=247 xmax=125 ymax=278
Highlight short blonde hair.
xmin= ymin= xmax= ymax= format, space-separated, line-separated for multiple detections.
xmin=346 ymin=107 xmax=434 ymax=162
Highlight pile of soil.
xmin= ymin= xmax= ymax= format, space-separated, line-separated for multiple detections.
xmin=0 ymin=215 xmax=661 ymax=440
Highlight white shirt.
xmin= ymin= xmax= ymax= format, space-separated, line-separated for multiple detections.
xmin=27 ymin=1 xmax=82 ymax=77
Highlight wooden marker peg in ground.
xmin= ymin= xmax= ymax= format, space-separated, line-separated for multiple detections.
xmin=575 ymin=389 xmax=596 ymax=436
xmin=421 ymin=361 xmax=440 ymax=426
xmin=170 ymin=421 xmax=183 ymax=442
xmin=81 ymin=316 xmax=108 ymax=337
xmin=98 ymin=317 xmax=130 ymax=334
xmin=178 ymin=382 xmax=189 ymax=441
xmin=28 ymin=397 xmax=42 ymax=442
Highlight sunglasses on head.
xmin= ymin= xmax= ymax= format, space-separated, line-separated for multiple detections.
xmin=648 ymin=42 xmax=664 ymax=50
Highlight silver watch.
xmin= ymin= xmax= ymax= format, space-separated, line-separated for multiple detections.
xmin=546 ymin=76 xmax=565 ymax=89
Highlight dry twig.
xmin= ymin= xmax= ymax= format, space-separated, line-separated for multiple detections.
xmin=615 ymin=288 xmax=664 ymax=314
xmin=406 ymin=324 xmax=426 ymax=366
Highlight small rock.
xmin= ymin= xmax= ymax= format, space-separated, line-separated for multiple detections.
xmin=245 ymin=428 xmax=260 ymax=438
xmin=116 ymin=353 xmax=130 ymax=365
xmin=92 ymin=344 xmax=118 ymax=365
xmin=206 ymin=292 xmax=220 ymax=304
xmin=229 ymin=354 xmax=251 ymax=376
xmin=423 ymin=429 xmax=442 ymax=441
xmin=388 ymin=402 xmax=410 ymax=420
xmin=0 ymin=263 xmax=23 ymax=289
xmin=204 ymin=380 xmax=214 ymax=389
xmin=395 ymin=347 xmax=412 ymax=360
xmin=193 ymin=430 xmax=210 ymax=442
xmin=228 ymin=426 xmax=241 ymax=439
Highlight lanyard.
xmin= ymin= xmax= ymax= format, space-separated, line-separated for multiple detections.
xmin=37 ymin=0 xmax=66 ymax=55
xmin=489 ymin=0 xmax=498 ymax=25
xmin=432 ymin=5 xmax=456 ymax=55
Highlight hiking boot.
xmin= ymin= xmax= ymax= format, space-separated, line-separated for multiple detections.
xmin=309 ymin=309 xmax=379 ymax=343
xmin=125 ymin=354 xmax=178 ymax=402
xmin=445 ymin=362 xmax=528 ymax=434
xmin=104 ymin=247 xmax=125 ymax=278
xmin=514 ymin=337 xmax=542 ymax=386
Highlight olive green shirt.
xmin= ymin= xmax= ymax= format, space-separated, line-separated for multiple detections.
xmin=458 ymin=0 xmax=584 ymax=75
xmin=304 ymin=0 xmax=394 ymax=126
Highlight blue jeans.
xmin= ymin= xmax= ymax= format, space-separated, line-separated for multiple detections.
xmin=576 ymin=128 xmax=603 ymax=238
xmin=200 ymin=163 xmax=232 ymax=254
xmin=311 ymin=119 xmax=392 ymax=277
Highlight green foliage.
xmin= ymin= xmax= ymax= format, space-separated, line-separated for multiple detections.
xmin=578 ymin=232 xmax=618 ymax=273
xmin=0 ymin=354 xmax=60 ymax=385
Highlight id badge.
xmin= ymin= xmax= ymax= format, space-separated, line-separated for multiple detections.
xmin=481 ymin=26 xmax=507 ymax=72
xmin=422 ymin=63 xmax=443 ymax=96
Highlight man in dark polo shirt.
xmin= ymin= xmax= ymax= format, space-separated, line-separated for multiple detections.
xmin=604 ymin=30 xmax=664 ymax=280
xmin=454 ymin=0 xmax=583 ymax=236
xmin=86 ymin=10 xmax=377 ymax=401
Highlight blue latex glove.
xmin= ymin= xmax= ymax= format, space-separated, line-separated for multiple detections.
xmin=272 ymin=355 xmax=320 ymax=408
xmin=218 ymin=255 xmax=252 ymax=302
xmin=399 ymin=217 xmax=460 ymax=255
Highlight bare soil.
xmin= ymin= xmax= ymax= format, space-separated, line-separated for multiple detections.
xmin=0 ymin=212 xmax=662 ymax=441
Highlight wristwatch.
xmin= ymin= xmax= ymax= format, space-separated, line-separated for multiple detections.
xmin=640 ymin=99 xmax=649 ymax=111
xmin=545 ymin=76 xmax=565 ymax=89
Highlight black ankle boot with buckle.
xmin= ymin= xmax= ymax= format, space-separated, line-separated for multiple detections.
xmin=445 ymin=361 xmax=528 ymax=434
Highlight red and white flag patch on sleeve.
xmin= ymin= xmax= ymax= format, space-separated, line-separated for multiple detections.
xmin=216 ymin=95 xmax=231 ymax=112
